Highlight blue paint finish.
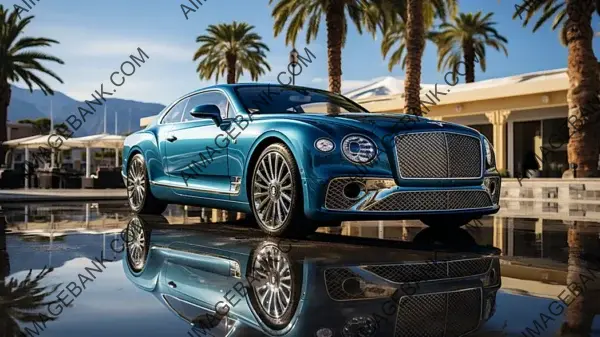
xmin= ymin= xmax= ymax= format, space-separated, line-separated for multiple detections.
xmin=123 ymin=83 xmax=500 ymax=223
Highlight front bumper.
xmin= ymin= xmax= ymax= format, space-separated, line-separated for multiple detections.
xmin=304 ymin=176 xmax=501 ymax=221
xmin=299 ymin=257 xmax=501 ymax=337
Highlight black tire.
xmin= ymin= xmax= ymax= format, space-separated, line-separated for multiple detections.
xmin=420 ymin=215 xmax=474 ymax=229
xmin=124 ymin=216 xmax=152 ymax=273
xmin=250 ymin=143 xmax=314 ymax=237
xmin=246 ymin=241 xmax=302 ymax=330
xmin=127 ymin=153 xmax=168 ymax=215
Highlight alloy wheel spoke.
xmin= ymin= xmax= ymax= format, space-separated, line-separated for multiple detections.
xmin=281 ymin=192 xmax=291 ymax=203
xmin=268 ymin=154 xmax=275 ymax=182
xmin=254 ymin=191 xmax=269 ymax=198
xmin=260 ymin=160 xmax=272 ymax=181
xmin=256 ymin=197 xmax=270 ymax=211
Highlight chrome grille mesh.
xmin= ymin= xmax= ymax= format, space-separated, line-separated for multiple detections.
xmin=365 ymin=190 xmax=492 ymax=212
xmin=446 ymin=134 xmax=482 ymax=178
xmin=395 ymin=133 xmax=448 ymax=178
xmin=394 ymin=289 xmax=481 ymax=337
xmin=364 ymin=258 xmax=493 ymax=283
xmin=395 ymin=292 xmax=446 ymax=337
xmin=395 ymin=132 xmax=482 ymax=179
xmin=324 ymin=178 xmax=366 ymax=210
xmin=446 ymin=290 xmax=482 ymax=336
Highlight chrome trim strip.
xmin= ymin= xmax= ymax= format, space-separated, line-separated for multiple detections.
xmin=150 ymin=180 xmax=241 ymax=196
xmin=394 ymin=131 xmax=484 ymax=180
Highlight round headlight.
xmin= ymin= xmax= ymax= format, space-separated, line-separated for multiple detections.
xmin=484 ymin=137 xmax=495 ymax=167
xmin=315 ymin=138 xmax=335 ymax=152
xmin=342 ymin=135 xmax=377 ymax=164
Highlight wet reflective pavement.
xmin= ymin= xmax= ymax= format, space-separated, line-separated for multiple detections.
xmin=1 ymin=202 xmax=600 ymax=337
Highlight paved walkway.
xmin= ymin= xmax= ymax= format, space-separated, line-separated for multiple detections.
xmin=0 ymin=189 xmax=127 ymax=203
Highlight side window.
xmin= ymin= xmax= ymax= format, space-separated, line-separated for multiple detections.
xmin=162 ymin=98 xmax=189 ymax=124
xmin=183 ymin=91 xmax=230 ymax=122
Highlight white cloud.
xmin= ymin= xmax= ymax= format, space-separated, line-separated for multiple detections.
xmin=75 ymin=40 xmax=196 ymax=62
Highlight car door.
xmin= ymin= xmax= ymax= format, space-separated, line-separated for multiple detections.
xmin=164 ymin=90 xmax=232 ymax=198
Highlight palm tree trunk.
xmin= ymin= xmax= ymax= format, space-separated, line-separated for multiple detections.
xmin=403 ymin=0 xmax=425 ymax=116
xmin=559 ymin=222 xmax=596 ymax=336
xmin=0 ymin=81 xmax=10 ymax=166
xmin=463 ymin=41 xmax=476 ymax=83
xmin=226 ymin=53 xmax=237 ymax=84
xmin=325 ymin=0 xmax=344 ymax=115
xmin=565 ymin=0 xmax=600 ymax=177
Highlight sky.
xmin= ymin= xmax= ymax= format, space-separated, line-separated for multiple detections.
xmin=1 ymin=0 xmax=599 ymax=106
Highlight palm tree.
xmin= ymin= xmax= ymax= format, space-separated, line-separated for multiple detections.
xmin=0 ymin=267 xmax=62 ymax=336
xmin=0 ymin=5 xmax=64 ymax=166
xmin=269 ymin=0 xmax=383 ymax=114
xmin=430 ymin=12 xmax=508 ymax=83
xmin=0 ymin=215 xmax=62 ymax=337
xmin=193 ymin=22 xmax=271 ymax=85
xmin=395 ymin=0 xmax=459 ymax=116
xmin=514 ymin=0 xmax=600 ymax=177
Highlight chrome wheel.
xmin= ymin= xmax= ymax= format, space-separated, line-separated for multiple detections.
xmin=127 ymin=156 xmax=146 ymax=210
xmin=126 ymin=218 xmax=146 ymax=271
xmin=253 ymin=152 xmax=293 ymax=230
xmin=251 ymin=244 xmax=293 ymax=319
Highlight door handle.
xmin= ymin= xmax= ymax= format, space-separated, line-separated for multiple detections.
xmin=166 ymin=135 xmax=178 ymax=142
xmin=168 ymin=281 xmax=177 ymax=288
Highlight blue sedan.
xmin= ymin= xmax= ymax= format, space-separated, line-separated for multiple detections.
xmin=122 ymin=84 xmax=501 ymax=236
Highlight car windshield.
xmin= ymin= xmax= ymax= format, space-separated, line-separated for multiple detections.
xmin=234 ymin=85 xmax=369 ymax=114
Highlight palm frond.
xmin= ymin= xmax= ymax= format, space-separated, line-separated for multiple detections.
xmin=193 ymin=22 xmax=271 ymax=84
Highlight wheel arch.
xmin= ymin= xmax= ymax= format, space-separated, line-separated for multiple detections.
xmin=244 ymin=132 xmax=308 ymax=205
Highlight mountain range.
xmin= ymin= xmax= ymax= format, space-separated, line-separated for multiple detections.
xmin=7 ymin=85 xmax=166 ymax=136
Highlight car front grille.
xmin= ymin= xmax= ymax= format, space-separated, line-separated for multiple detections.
xmin=363 ymin=258 xmax=493 ymax=283
xmin=395 ymin=132 xmax=482 ymax=179
xmin=364 ymin=190 xmax=493 ymax=212
xmin=394 ymin=288 xmax=481 ymax=337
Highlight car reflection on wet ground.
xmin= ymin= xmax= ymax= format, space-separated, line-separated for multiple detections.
xmin=1 ymin=201 xmax=600 ymax=337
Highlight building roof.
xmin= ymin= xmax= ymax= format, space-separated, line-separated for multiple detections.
xmin=349 ymin=68 xmax=569 ymax=107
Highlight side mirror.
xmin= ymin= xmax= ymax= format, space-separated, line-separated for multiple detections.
xmin=190 ymin=104 xmax=222 ymax=126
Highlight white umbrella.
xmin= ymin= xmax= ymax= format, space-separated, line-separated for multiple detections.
xmin=66 ymin=133 xmax=125 ymax=177
xmin=17 ymin=134 xmax=73 ymax=149
xmin=2 ymin=134 xmax=48 ymax=147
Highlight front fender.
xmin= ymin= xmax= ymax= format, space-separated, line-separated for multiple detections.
xmin=123 ymin=128 xmax=166 ymax=182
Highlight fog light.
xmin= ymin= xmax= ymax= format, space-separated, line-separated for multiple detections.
xmin=342 ymin=277 xmax=364 ymax=296
xmin=316 ymin=328 xmax=333 ymax=337
xmin=343 ymin=182 xmax=365 ymax=200
xmin=343 ymin=316 xmax=377 ymax=337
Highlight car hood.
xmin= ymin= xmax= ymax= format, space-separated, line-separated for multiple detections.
xmin=255 ymin=113 xmax=479 ymax=136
